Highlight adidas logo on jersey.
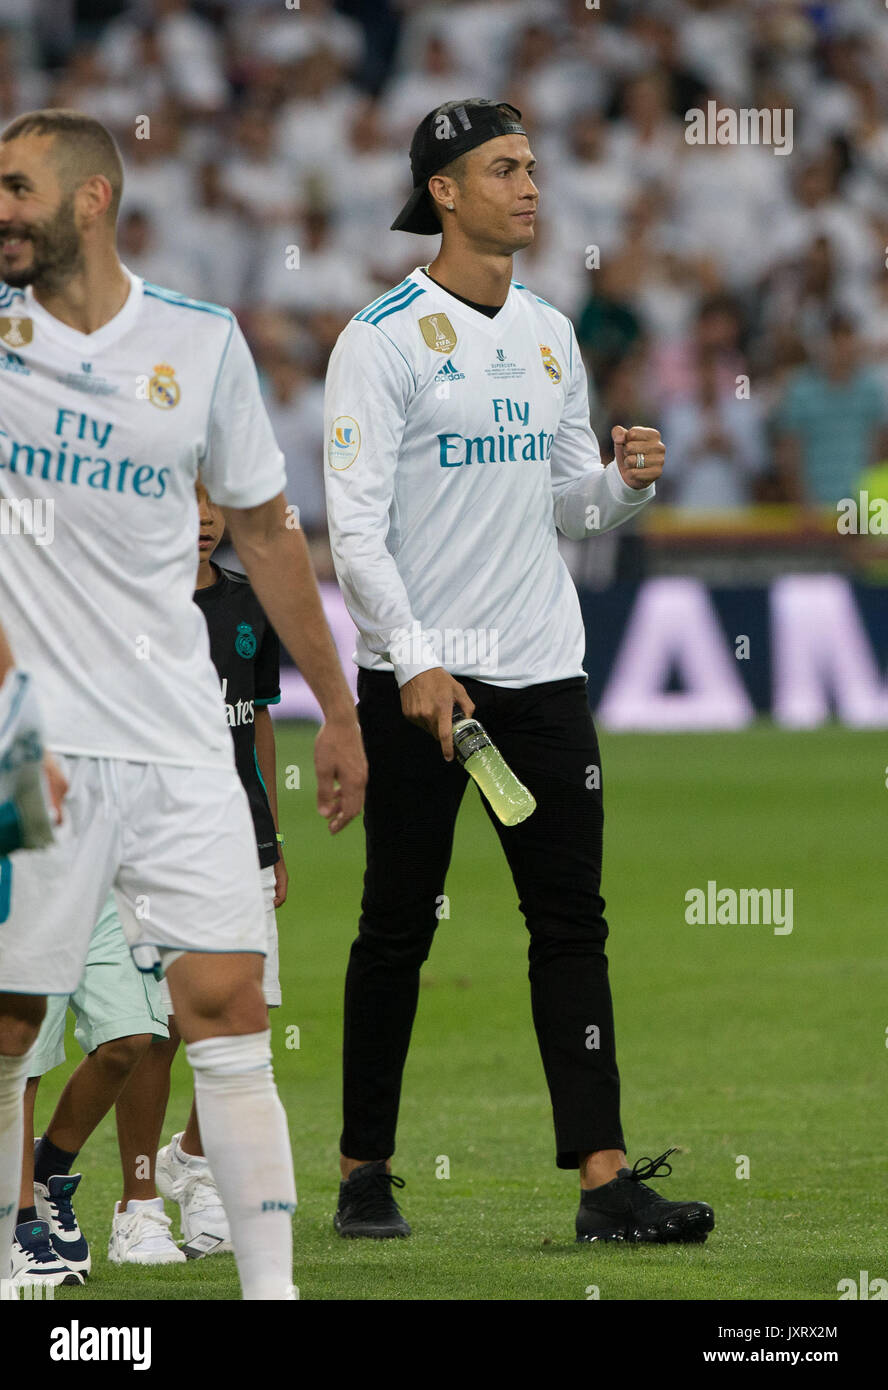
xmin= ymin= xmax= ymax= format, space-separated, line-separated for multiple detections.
xmin=433 ymin=359 xmax=466 ymax=384
xmin=0 ymin=350 xmax=29 ymax=375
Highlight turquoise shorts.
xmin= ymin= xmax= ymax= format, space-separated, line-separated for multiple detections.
xmin=28 ymin=893 xmax=169 ymax=1078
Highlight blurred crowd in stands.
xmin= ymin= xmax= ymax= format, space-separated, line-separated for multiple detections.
xmin=4 ymin=0 xmax=888 ymax=579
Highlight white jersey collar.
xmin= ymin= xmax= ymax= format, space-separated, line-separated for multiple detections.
xmin=23 ymin=265 xmax=143 ymax=356
xmin=411 ymin=266 xmax=518 ymax=339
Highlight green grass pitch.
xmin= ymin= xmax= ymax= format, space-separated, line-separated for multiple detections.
xmin=38 ymin=722 xmax=887 ymax=1301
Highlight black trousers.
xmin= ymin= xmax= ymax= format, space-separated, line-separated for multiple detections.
xmin=341 ymin=669 xmax=626 ymax=1170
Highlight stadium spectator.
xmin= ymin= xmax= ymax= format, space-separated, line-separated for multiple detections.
xmin=383 ymin=31 xmax=470 ymax=142
xmin=775 ymin=313 xmax=888 ymax=505
xmin=648 ymin=293 xmax=748 ymax=413
xmin=220 ymin=105 xmax=298 ymax=229
xmin=117 ymin=206 xmax=197 ymax=294
xmin=256 ymin=205 xmax=374 ymax=315
xmin=576 ymin=261 xmax=644 ymax=385
xmin=263 ymin=356 xmax=327 ymax=537
xmin=3 ymin=0 xmax=886 ymax=537
xmin=660 ymin=354 xmax=768 ymax=509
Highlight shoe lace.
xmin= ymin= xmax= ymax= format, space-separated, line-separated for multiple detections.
xmin=25 ymin=1230 xmax=60 ymax=1266
xmin=125 ymin=1204 xmax=173 ymax=1239
xmin=627 ymin=1147 xmax=678 ymax=1185
xmin=49 ymin=1193 xmax=77 ymax=1233
xmin=180 ymin=1171 xmax=222 ymax=1216
xmin=355 ymin=1170 xmax=406 ymax=1220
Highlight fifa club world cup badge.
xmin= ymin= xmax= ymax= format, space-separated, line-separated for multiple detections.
xmin=419 ymin=313 xmax=457 ymax=353
xmin=235 ymin=622 xmax=257 ymax=659
xmin=539 ymin=344 xmax=562 ymax=383
xmin=0 ymin=315 xmax=33 ymax=348
xmin=148 ymin=362 xmax=181 ymax=409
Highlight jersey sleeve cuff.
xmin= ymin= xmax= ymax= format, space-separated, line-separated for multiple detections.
xmin=387 ymin=623 xmax=441 ymax=688
xmin=202 ymin=461 xmax=286 ymax=511
xmin=605 ymin=457 xmax=656 ymax=504
xmin=392 ymin=657 xmax=443 ymax=688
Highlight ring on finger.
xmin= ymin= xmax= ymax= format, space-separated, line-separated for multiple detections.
xmin=635 ymin=451 xmax=646 ymax=469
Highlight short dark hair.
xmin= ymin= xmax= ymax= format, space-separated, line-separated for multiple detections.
xmin=429 ymin=151 xmax=469 ymax=227
xmin=1 ymin=109 xmax=124 ymax=218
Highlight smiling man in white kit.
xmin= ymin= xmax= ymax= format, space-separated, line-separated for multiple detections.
xmin=0 ymin=108 xmax=366 ymax=1299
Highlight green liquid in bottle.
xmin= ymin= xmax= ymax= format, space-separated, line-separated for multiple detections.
xmin=452 ymin=717 xmax=536 ymax=827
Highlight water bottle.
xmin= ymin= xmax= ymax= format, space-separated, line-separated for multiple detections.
xmin=451 ymin=715 xmax=536 ymax=827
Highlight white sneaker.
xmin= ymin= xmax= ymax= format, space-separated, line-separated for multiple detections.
xmin=11 ymin=1218 xmax=84 ymax=1287
xmin=156 ymin=1133 xmax=232 ymax=1252
xmin=107 ymin=1198 xmax=186 ymax=1265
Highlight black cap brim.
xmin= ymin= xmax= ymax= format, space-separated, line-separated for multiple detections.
xmin=390 ymin=183 xmax=441 ymax=235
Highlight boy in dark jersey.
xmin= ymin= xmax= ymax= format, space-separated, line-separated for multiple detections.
xmin=113 ymin=482 xmax=289 ymax=1255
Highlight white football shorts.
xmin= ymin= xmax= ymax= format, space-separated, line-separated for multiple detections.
xmin=159 ymin=862 xmax=280 ymax=1012
xmin=0 ymin=754 xmax=267 ymax=995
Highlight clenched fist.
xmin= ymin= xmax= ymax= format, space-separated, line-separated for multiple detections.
xmin=612 ymin=425 xmax=665 ymax=490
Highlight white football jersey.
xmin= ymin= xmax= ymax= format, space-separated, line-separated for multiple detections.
xmin=0 ymin=269 xmax=285 ymax=766
xmin=324 ymin=267 xmax=655 ymax=687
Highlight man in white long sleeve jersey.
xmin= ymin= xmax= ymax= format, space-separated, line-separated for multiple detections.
xmin=325 ymin=99 xmax=714 ymax=1245
xmin=0 ymin=109 xmax=367 ymax=1298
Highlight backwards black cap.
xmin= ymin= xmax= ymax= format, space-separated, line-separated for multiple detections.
xmin=391 ymin=98 xmax=525 ymax=235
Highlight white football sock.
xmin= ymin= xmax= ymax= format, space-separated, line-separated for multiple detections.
xmin=0 ymin=1048 xmax=32 ymax=1276
xmin=174 ymin=1133 xmax=204 ymax=1166
xmin=186 ymin=1030 xmax=296 ymax=1300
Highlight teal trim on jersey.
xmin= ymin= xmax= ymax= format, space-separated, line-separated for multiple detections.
xmin=361 ymin=281 xmax=425 ymax=325
xmin=512 ymin=276 xmax=559 ymax=311
xmin=143 ymin=281 xmax=233 ymax=321
xmin=255 ymin=694 xmax=281 ymax=707
xmin=356 ymin=277 xmax=411 ymax=319
xmin=0 ymin=283 xmax=23 ymax=309
xmin=355 ymin=278 xmax=412 ymax=323
xmin=253 ymin=747 xmax=269 ymax=797
xmin=370 ymin=286 xmax=425 ymax=325
xmin=204 ymin=315 xmax=236 ymax=452
xmin=513 ymin=279 xmax=560 ymax=311
xmin=0 ymin=858 xmax=11 ymax=923
xmin=363 ymin=322 xmax=417 ymax=389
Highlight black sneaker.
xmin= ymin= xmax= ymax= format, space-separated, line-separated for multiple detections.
xmin=576 ymin=1147 xmax=714 ymax=1244
xmin=333 ymin=1160 xmax=411 ymax=1239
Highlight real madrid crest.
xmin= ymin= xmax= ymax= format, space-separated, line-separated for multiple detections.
xmin=0 ymin=315 xmax=33 ymax=349
xmin=539 ymin=344 xmax=561 ymax=383
xmin=235 ymin=622 xmax=257 ymax=658
xmin=419 ymin=313 xmax=457 ymax=353
xmin=148 ymin=362 xmax=180 ymax=409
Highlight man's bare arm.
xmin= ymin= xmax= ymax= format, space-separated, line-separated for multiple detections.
xmin=254 ymin=706 xmax=279 ymax=826
xmin=223 ymin=493 xmax=367 ymax=834
xmin=255 ymin=705 xmax=287 ymax=906
xmin=0 ymin=621 xmax=13 ymax=686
